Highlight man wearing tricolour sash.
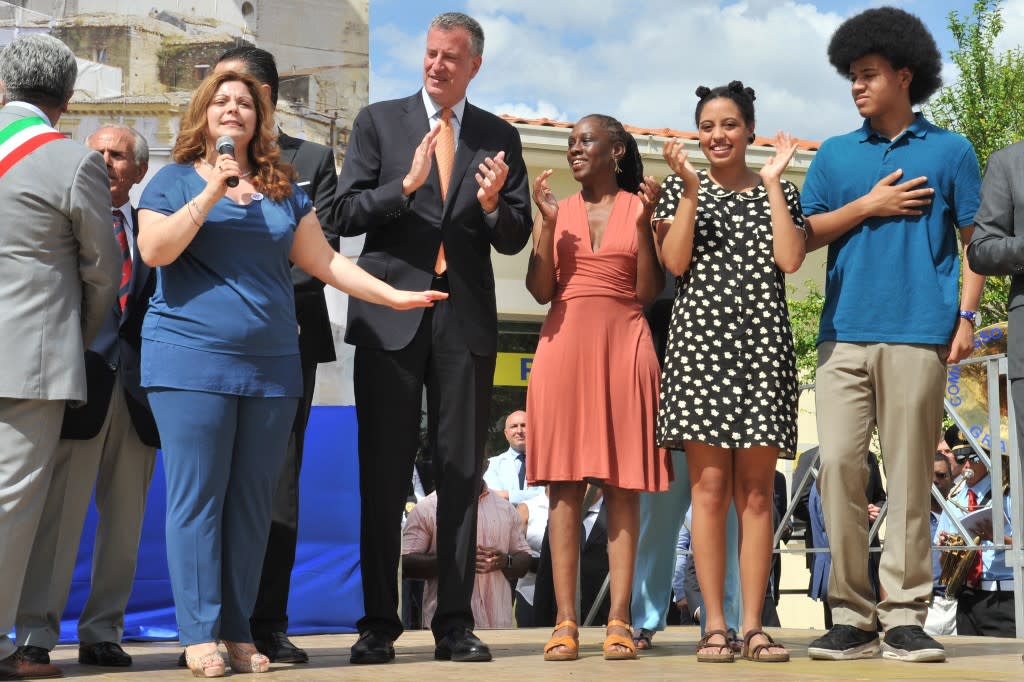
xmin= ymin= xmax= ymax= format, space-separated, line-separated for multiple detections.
xmin=0 ymin=33 xmax=120 ymax=680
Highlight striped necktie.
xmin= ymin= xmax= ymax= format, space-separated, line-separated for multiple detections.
xmin=113 ymin=209 xmax=132 ymax=312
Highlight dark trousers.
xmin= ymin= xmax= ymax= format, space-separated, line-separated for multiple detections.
xmin=354 ymin=299 xmax=495 ymax=641
xmin=514 ymin=593 xmax=534 ymax=628
xmin=957 ymin=586 xmax=1017 ymax=637
xmin=250 ymin=358 xmax=317 ymax=638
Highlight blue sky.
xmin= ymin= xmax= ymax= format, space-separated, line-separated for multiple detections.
xmin=369 ymin=0 xmax=1022 ymax=141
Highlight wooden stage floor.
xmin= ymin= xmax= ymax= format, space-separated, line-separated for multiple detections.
xmin=43 ymin=626 xmax=1024 ymax=681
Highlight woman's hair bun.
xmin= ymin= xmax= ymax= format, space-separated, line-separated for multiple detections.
xmin=726 ymin=80 xmax=756 ymax=102
xmin=695 ymin=85 xmax=712 ymax=99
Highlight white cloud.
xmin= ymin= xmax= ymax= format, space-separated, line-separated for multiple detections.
xmin=372 ymin=1 xmax=1016 ymax=143
xmin=458 ymin=0 xmax=858 ymax=141
xmin=995 ymin=0 xmax=1024 ymax=54
xmin=494 ymin=99 xmax=567 ymax=121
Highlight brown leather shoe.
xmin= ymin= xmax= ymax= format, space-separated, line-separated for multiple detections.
xmin=0 ymin=650 xmax=62 ymax=679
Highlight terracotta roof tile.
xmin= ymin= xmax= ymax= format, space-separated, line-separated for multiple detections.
xmin=501 ymin=114 xmax=820 ymax=151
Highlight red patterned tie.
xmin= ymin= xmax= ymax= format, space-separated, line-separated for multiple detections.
xmin=113 ymin=209 xmax=131 ymax=312
xmin=433 ymin=107 xmax=454 ymax=275
xmin=967 ymin=488 xmax=983 ymax=587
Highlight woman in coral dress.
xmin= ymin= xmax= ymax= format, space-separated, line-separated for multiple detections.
xmin=526 ymin=114 xmax=672 ymax=662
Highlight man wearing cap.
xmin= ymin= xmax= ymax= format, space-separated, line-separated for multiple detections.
xmin=935 ymin=438 xmax=1015 ymax=637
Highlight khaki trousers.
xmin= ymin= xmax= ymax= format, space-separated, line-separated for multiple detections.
xmin=815 ymin=341 xmax=946 ymax=631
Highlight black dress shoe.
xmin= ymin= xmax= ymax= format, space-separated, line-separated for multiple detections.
xmin=349 ymin=631 xmax=395 ymax=665
xmin=15 ymin=645 xmax=50 ymax=665
xmin=434 ymin=629 xmax=492 ymax=663
xmin=253 ymin=632 xmax=308 ymax=664
xmin=0 ymin=650 xmax=62 ymax=679
xmin=78 ymin=641 xmax=132 ymax=667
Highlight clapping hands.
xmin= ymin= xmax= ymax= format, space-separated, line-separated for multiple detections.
xmin=662 ymin=138 xmax=698 ymax=189
xmin=637 ymin=176 xmax=661 ymax=228
xmin=532 ymin=169 xmax=558 ymax=222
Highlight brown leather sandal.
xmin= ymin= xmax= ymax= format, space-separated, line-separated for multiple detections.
xmin=740 ymin=628 xmax=789 ymax=663
xmin=603 ymin=619 xmax=637 ymax=660
xmin=696 ymin=629 xmax=735 ymax=663
xmin=543 ymin=619 xmax=579 ymax=661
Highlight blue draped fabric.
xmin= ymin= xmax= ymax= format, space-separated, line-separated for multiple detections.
xmin=53 ymin=406 xmax=362 ymax=642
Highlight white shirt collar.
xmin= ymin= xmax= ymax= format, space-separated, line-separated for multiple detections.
xmin=6 ymin=101 xmax=52 ymax=126
xmin=420 ymin=89 xmax=466 ymax=125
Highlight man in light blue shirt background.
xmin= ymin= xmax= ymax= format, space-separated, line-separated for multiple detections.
xmin=483 ymin=410 xmax=542 ymax=504
xmin=935 ymin=446 xmax=1015 ymax=637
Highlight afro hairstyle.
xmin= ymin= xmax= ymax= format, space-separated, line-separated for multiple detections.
xmin=827 ymin=6 xmax=942 ymax=105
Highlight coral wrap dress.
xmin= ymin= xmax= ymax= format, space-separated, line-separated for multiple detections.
xmin=526 ymin=190 xmax=672 ymax=491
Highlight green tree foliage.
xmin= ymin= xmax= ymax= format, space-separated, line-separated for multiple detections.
xmin=788 ymin=283 xmax=825 ymax=384
xmin=925 ymin=0 xmax=1024 ymax=324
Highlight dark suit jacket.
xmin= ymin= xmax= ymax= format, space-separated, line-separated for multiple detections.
xmin=336 ymin=91 xmax=532 ymax=355
xmin=968 ymin=141 xmax=1024 ymax=379
xmin=61 ymin=207 xmax=159 ymax=447
xmin=278 ymin=131 xmax=339 ymax=365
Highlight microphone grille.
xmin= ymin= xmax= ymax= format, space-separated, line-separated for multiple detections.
xmin=215 ymin=135 xmax=235 ymax=154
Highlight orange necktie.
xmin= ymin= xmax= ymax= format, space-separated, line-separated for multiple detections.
xmin=434 ymin=107 xmax=454 ymax=275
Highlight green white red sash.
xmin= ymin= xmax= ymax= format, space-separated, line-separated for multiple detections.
xmin=0 ymin=116 xmax=65 ymax=180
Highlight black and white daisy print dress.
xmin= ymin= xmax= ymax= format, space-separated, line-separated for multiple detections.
xmin=655 ymin=170 xmax=802 ymax=457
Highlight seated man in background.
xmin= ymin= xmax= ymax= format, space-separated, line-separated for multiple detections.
xmin=403 ymin=455 xmax=532 ymax=629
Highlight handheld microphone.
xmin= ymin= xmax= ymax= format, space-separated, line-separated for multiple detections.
xmin=215 ymin=135 xmax=239 ymax=187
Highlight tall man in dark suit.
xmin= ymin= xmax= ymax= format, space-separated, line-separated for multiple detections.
xmin=15 ymin=124 xmax=158 ymax=669
xmin=0 ymin=34 xmax=120 ymax=680
xmin=336 ymin=11 xmax=531 ymax=665
xmin=212 ymin=46 xmax=338 ymax=664
xmin=969 ymin=141 xmax=1024 ymax=450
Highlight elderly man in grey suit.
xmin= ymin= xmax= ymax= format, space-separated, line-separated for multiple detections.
xmin=15 ymin=124 xmax=158 ymax=670
xmin=968 ymin=141 xmax=1024 ymax=446
xmin=0 ymin=34 xmax=119 ymax=680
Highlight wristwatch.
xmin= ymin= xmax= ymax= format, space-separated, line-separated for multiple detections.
xmin=959 ymin=310 xmax=979 ymax=327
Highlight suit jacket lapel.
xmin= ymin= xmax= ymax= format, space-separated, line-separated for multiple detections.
xmin=402 ymin=92 xmax=446 ymax=221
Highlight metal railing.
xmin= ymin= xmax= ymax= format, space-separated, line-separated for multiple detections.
xmin=776 ymin=354 xmax=1023 ymax=637
xmin=587 ymin=353 xmax=1024 ymax=635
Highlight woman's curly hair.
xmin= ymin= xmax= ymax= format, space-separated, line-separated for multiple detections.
xmin=827 ymin=7 xmax=942 ymax=105
xmin=172 ymin=70 xmax=296 ymax=201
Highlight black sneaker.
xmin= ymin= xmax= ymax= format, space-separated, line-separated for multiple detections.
xmin=15 ymin=645 xmax=51 ymax=665
xmin=881 ymin=625 xmax=945 ymax=662
xmin=807 ymin=624 xmax=879 ymax=660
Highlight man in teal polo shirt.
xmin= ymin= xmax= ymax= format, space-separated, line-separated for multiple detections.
xmin=800 ymin=7 xmax=984 ymax=663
